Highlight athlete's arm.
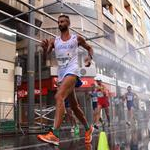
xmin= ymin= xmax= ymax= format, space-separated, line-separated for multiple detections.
xmin=41 ymin=38 xmax=55 ymax=60
xmin=77 ymin=36 xmax=93 ymax=67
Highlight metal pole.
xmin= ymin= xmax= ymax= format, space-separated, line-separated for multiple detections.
xmin=38 ymin=50 xmax=42 ymax=131
xmin=17 ymin=0 xmax=108 ymax=35
xmin=28 ymin=0 xmax=35 ymax=128
xmin=0 ymin=1 xmax=59 ymax=24
xmin=0 ymin=25 xmax=42 ymax=43
xmin=16 ymin=0 xmax=108 ymax=50
xmin=86 ymin=35 xmax=108 ymax=40
xmin=0 ymin=10 xmax=56 ymax=38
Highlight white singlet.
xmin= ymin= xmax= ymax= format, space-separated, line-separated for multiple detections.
xmin=126 ymin=92 xmax=134 ymax=101
xmin=54 ymin=34 xmax=80 ymax=82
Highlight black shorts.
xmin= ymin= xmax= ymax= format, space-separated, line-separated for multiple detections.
xmin=92 ymin=102 xmax=97 ymax=110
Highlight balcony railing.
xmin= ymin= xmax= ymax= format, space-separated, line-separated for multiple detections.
xmin=64 ymin=0 xmax=95 ymax=9
xmin=0 ymin=0 xmax=28 ymax=12
xmin=102 ymin=7 xmax=115 ymax=23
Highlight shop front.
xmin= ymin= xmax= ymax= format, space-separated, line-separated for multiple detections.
xmin=18 ymin=76 xmax=117 ymax=126
xmin=18 ymin=77 xmax=97 ymax=125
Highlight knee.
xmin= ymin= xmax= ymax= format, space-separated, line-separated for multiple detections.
xmin=55 ymin=93 xmax=64 ymax=106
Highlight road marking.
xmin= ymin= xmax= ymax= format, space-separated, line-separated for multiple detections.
xmin=4 ymin=143 xmax=49 ymax=150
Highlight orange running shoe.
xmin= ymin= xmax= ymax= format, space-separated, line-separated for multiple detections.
xmin=85 ymin=125 xmax=94 ymax=144
xmin=37 ymin=132 xmax=59 ymax=145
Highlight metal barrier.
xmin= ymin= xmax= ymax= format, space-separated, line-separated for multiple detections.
xmin=0 ymin=102 xmax=14 ymax=120
xmin=0 ymin=102 xmax=15 ymax=134
xmin=34 ymin=106 xmax=55 ymax=127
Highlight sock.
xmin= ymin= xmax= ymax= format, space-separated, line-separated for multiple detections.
xmin=84 ymin=124 xmax=90 ymax=131
xmin=53 ymin=128 xmax=60 ymax=138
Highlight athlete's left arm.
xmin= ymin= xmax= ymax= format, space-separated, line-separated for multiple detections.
xmin=77 ymin=36 xmax=93 ymax=67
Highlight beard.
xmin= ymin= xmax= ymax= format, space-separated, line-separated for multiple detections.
xmin=59 ymin=25 xmax=68 ymax=32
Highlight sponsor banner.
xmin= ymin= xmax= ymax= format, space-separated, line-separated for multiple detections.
xmin=18 ymin=88 xmax=48 ymax=98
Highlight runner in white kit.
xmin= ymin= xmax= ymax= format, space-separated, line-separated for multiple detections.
xmin=37 ymin=14 xmax=94 ymax=145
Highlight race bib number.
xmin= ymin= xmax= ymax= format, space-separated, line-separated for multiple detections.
xmin=57 ymin=53 xmax=71 ymax=67
xmin=57 ymin=57 xmax=70 ymax=66
xmin=92 ymin=97 xmax=97 ymax=102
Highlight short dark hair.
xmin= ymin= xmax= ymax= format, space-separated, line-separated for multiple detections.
xmin=127 ymin=86 xmax=131 ymax=89
xmin=58 ymin=14 xmax=70 ymax=20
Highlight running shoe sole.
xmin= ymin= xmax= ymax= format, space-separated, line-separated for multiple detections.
xmin=37 ymin=135 xmax=59 ymax=146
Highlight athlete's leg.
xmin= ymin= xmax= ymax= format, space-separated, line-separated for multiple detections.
xmin=37 ymin=75 xmax=77 ymax=145
xmin=68 ymin=90 xmax=89 ymax=129
xmin=104 ymin=107 xmax=110 ymax=126
xmin=93 ymin=107 xmax=99 ymax=129
xmin=66 ymin=107 xmax=77 ymax=126
xmin=128 ymin=107 xmax=134 ymax=122
xmin=97 ymin=105 xmax=103 ymax=124
xmin=54 ymin=75 xmax=77 ymax=129
xmin=68 ymin=89 xmax=94 ymax=143
xmin=93 ymin=107 xmax=98 ymax=124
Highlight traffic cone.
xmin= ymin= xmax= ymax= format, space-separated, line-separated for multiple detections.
xmin=97 ymin=131 xmax=109 ymax=150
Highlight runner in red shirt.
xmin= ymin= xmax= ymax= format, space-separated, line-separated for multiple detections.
xmin=95 ymin=78 xmax=110 ymax=127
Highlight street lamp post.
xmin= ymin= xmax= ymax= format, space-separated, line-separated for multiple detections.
xmin=14 ymin=53 xmax=23 ymax=134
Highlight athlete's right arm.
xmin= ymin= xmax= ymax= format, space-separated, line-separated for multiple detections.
xmin=41 ymin=38 xmax=55 ymax=60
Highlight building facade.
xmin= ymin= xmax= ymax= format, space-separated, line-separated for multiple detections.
xmin=17 ymin=0 xmax=150 ymax=124
xmin=0 ymin=26 xmax=16 ymax=120
xmin=40 ymin=0 xmax=150 ymax=96
xmin=1 ymin=0 xmax=150 ymax=125
xmin=0 ymin=0 xmax=43 ymax=123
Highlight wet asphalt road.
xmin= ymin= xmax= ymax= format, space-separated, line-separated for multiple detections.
xmin=0 ymin=121 xmax=150 ymax=150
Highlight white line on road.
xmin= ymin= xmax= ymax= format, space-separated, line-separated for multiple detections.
xmin=4 ymin=143 xmax=49 ymax=150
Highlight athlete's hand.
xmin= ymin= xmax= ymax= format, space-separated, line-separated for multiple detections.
xmin=41 ymin=39 xmax=49 ymax=53
xmin=84 ymin=56 xmax=92 ymax=67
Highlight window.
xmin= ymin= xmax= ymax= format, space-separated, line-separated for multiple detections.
xmin=133 ymin=10 xmax=141 ymax=27
xmin=116 ymin=0 xmax=122 ymax=6
xmin=80 ymin=0 xmax=95 ymax=9
xmin=116 ymin=10 xmax=123 ymax=25
xmin=64 ymin=0 xmax=95 ymax=9
xmin=126 ymin=20 xmax=133 ymax=35
xmin=124 ymin=0 xmax=131 ymax=14
xmin=0 ymin=27 xmax=16 ymax=42
xmin=145 ymin=13 xmax=150 ymax=42
xmin=116 ymin=34 xmax=126 ymax=51
xmin=128 ymin=43 xmax=136 ymax=57
xmin=135 ymin=30 xmax=144 ymax=46
xmin=102 ymin=0 xmax=115 ymax=22
xmin=132 ymin=0 xmax=140 ymax=10
xmin=103 ymin=23 xmax=115 ymax=43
